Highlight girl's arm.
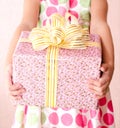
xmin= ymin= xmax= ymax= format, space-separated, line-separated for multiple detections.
xmin=5 ymin=0 xmax=40 ymax=66
xmin=89 ymin=0 xmax=114 ymax=99
xmin=5 ymin=0 xmax=40 ymax=100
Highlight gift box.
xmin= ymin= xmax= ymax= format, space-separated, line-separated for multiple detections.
xmin=12 ymin=13 xmax=102 ymax=110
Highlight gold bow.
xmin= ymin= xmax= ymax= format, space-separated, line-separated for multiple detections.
xmin=29 ymin=13 xmax=100 ymax=50
xmin=27 ymin=13 xmax=100 ymax=107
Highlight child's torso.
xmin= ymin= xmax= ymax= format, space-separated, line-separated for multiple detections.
xmin=39 ymin=0 xmax=91 ymax=28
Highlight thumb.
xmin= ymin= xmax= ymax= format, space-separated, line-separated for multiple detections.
xmin=100 ymin=63 xmax=108 ymax=73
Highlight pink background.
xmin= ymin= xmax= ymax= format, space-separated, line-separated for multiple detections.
xmin=0 ymin=0 xmax=120 ymax=127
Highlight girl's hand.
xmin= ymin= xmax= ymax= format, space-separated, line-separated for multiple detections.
xmin=5 ymin=64 xmax=26 ymax=100
xmin=88 ymin=63 xmax=114 ymax=99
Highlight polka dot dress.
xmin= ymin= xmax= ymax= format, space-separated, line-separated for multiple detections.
xmin=12 ymin=0 xmax=115 ymax=127
xmin=12 ymin=92 xmax=115 ymax=128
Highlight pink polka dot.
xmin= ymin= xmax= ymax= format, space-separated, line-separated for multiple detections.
xmin=75 ymin=114 xmax=87 ymax=127
xmin=68 ymin=10 xmax=78 ymax=19
xmin=107 ymin=100 xmax=114 ymax=112
xmin=103 ymin=113 xmax=114 ymax=125
xmin=46 ymin=7 xmax=58 ymax=16
xmin=99 ymin=97 xmax=107 ymax=106
xmin=49 ymin=112 xmax=59 ymax=125
xmin=61 ymin=113 xmax=73 ymax=126
xmin=90 ymin=110 xmax=97 ymax=118
xmin=50 ymin=0 xmax=58 ymax=5
xmin=69 ymin=0 xmax=78 ymax=8
xmin=88 ymin=120 xmax=93 ymax=128
xmin=59 ymin=6 xmax=67 ymax=16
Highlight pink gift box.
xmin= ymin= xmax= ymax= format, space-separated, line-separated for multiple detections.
xmin=12 ymin=31 xmax=102 ymax=109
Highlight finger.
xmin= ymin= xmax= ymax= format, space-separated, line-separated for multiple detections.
xmin=10 ymin=88 xmax=26 ymax=96
xmin=100 ymin=63 xmax=108 ymax=73
xmin=89 ymin=79 xmax=100 ymax=87
xmin=89 ymin=87 xmax=106 ymax=99
xmin=89 ymin=83 xmax=108 ymax=93
xmin=10 ymin=95 xmax=22 ymax=100
xmin=88 ymin=87 xmax=104 ymax=99
xmin=89 ymin=79 xmax=106 ymax=87
xmin=89 ymin=84 xmax=101 ymax=94
xmin=89 ymin=74 xmax=109 ymax=87
xmin=9 ymin=83 xmax=23 ymax=91
xmin=99 ymin=69 xmax=110 ymax=86
xmin=95 ymin=88 xmax=109 ymax=99
xmin=89 ymin=78 xmax=109 ymax=91
xmin=88 ymin=83 xmax=109 ymax=97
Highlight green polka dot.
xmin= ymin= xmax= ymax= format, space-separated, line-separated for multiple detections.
xmin=80 ymin=11 xmax=90 ymax=22
xmin=27 ymin=113 xmax=39 ymax=126
xmin=41 ymin=112 xmax=46 ymax=125
xmin=15 ymin=111 xmax=24 ymax=123
xmin=40 ymin=4 xmax=45 ymax=13
xmin=79 ymin=0 xmax=90 ymax=7
xmin=59 ymin=0 xmax=68 ymax=4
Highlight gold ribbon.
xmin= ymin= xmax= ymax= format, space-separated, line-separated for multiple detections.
xmin=28 ymin=13 xmax=101 ymax=107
